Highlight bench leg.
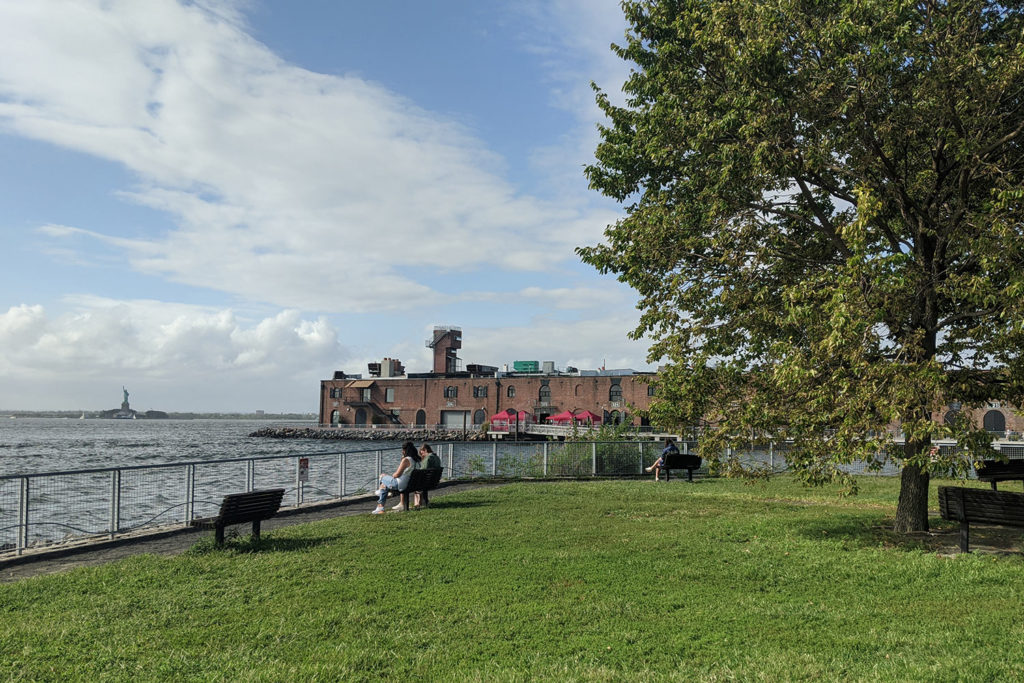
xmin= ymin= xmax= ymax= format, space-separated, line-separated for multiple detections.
xmin=991 ymin=482 xmax=998 ymax=491
xmin=215 ymin=524 xmax=225 ymax=547
xmin=252 ymin=520 xmax=261 ymax=541
xmin=687 ymin=468 xmax=693 ymax=482
xmin=664 ymin=468 xmax=670 ymax=482
xmin=403 ymin=495 xmax=411 ymax=511
xmin=421 ymin=490 xmax=429 ymax=508
xmin=959 ymin=521 xmax=970 ymax=553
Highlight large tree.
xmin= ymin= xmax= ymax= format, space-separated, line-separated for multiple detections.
xmin=580 ymin=0 xmax=1024 ymax=531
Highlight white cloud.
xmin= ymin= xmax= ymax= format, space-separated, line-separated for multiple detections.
xmin=0 ymin=299 xmax=344 ymax=411
xmin=0 ymin=0 xmax=625 ymax=313
xmin=513 ymin=1 xmax=633 ymax=195
xmin=0 ymin=2 xmax=657 ymax=411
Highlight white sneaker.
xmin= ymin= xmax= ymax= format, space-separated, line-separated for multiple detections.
xmin=371 ymin=506 xmax=384 ymax=514
xmin=391 ymin=503 xmax=404 ymax=511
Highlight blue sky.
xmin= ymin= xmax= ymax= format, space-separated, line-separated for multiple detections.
xmin=0 ymin=0 xmax=652 ymax=412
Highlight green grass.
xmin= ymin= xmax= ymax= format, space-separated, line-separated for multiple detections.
xmin=2 ymin=477 xmax=1024 ymax=681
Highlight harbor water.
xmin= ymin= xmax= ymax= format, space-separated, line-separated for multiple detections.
xmin=0 ymin=417 xmax=370 ymax=477
xmin=0 ymin=418 xmax=435 ymax=550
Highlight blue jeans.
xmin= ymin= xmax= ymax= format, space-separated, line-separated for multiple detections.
xmin=378 ymin=474 xmax=402 ymax=505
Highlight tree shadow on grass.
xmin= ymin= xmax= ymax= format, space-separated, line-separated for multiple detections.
xmin=792 ymin=514 xmax=1024 ymax=556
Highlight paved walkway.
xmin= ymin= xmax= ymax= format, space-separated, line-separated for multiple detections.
xmin=0 ymin=481 xmax=496 ymax=583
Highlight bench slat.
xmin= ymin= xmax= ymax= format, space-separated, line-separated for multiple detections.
xmin=976 ymin=459 xmax=1024 ymax=479
xmin=938 ymin=486 xmax=1024 ymax=552
xmin=399 ymin=468 xmax=443 ymax=510
xmin=658 ymin=453 xmax=701 ymax=482
xmin=196 ymin=488 xmax=285 ymax=545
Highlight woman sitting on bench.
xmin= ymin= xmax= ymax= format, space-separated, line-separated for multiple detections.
xmin=372 ymin=441 xmax=421 ymax=514
xmin=645 ymin=438 xmax=679 ymax=481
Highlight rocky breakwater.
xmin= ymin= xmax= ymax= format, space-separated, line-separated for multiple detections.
xmin=249 ymin=426 xmax=489 ymax=442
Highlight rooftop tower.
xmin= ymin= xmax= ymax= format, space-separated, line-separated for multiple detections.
xmin=426 ymin=326 xmax=462 ymax=374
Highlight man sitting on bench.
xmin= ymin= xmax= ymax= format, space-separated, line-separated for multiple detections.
xmin=645 ymin=438 xmax=679 ymax=481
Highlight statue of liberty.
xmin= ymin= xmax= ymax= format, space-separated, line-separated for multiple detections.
xmin=122 ymin=386 xmax=130 ymax=408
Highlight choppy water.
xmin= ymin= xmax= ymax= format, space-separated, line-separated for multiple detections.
xmin=0 ymin=418 xmax=418 ymax=548
xmin=0 ymin=417 xmax=379 ymax=476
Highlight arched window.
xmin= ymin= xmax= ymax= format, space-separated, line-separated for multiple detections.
xmin=415 ymin=409 xmax=426 ymax=426
xmin=539 ymin=385 xmax=551 ymax=403
xmin=444 ymin=386 xmax=458 ymax=399
xmin=575 ymin=384 xmax=582 ymax=397
xmin=354 ymin=408 xmax=367 ymax=425
xmin=330 ymin=410 xmax=340 ymax=425
xmin=983 ymin=410 xmax=1006 ymax=433
xmin=474 ymin=409 xmax=486 ymax=425
xmin=507 ymin=386 xmax=516 ymax=399
xmin=609 ymin=410 xmax=621 ymax=425
xmin=943 ymin=409 xmax=960 ymax=426
xmin=610 ymin=384 xmax=623 ymax=402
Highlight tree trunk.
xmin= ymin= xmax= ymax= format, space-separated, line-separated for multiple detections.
xmin=894 ymin=463 xmax=930 ymax=532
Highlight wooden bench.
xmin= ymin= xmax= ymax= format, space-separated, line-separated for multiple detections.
xmin=656 ymin=453 xmax=702 ymax=482
xmin=975 ymin=459 xmax=1024 ymax=491
xmin=938 ymin=486 xmax=1024 ymax=552
xmin=193 ymin=488 xmax=285 ymax=546
xmin=398 ymin=468 xmax=443 ymax=510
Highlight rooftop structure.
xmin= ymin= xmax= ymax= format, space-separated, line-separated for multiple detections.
xmin=426 ymin=326 xmax=462 ymax=374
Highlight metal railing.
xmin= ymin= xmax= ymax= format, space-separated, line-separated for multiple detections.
xmin=0 ymin=440 xmax=685 ymax=557
xmin=4 ymin=438 xmax=1022 ymax=559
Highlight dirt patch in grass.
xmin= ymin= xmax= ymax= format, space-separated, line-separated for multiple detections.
xmin=924 ymin=521 xmax=1024 ymax=557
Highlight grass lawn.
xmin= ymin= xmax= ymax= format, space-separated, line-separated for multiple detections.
xmin=2 ymin=477 xmax=1023 ymax=681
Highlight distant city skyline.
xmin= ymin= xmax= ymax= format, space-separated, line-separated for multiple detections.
xmin=0 ymin=1 xmax=654 ymax=412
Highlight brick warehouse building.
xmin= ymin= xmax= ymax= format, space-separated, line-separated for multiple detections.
xmin=319 ymin=326 xmax=1024 ymax=437
xmin=319 ymin=327 xmax=656 ymax=428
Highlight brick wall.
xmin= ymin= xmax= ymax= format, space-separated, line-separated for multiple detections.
xmin=320 ymin=374 xmax=655 ymax=426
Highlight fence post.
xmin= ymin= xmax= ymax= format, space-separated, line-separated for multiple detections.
xmin=592 ymin=442 xmax=597 ymax=477
xmin=17 ymin=476 xmax=28 ymax=556
xmin=492 ymin=442 xmax=497 ymax=477
xmin=184 ymin=464 xmax=195 ymax=526
xmin=447 ymin=444 xmax=453 ymax=480
xmin=639 ymin=442 xmax=644 ymax=474
xmin=295 ymin=459 xmax=302 ymax=507
xmin=109 ymin=470 xmax=121 ymax=540
xmin=543 ymin=443 xmax=548 ymax=477
xmin=769 ymin=441 xmax=774 ymax=471
xmin=375 ymin=450 xmax=382 ymax=481
xmin=246 ymin=459 xmax=254 ymax=492
xmin=339 ymin=453 xmax=345 ymax=498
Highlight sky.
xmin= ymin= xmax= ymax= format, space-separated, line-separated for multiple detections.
xmin=0 ymin=0 xmax=652 ymax=413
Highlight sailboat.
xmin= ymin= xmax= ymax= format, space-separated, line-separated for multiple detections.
xmin=79 ymin=412 xmax=85 ymax=420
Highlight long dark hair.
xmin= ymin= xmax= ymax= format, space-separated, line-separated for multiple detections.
xmin=402 ymin=441 xmax=421 ymax=463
